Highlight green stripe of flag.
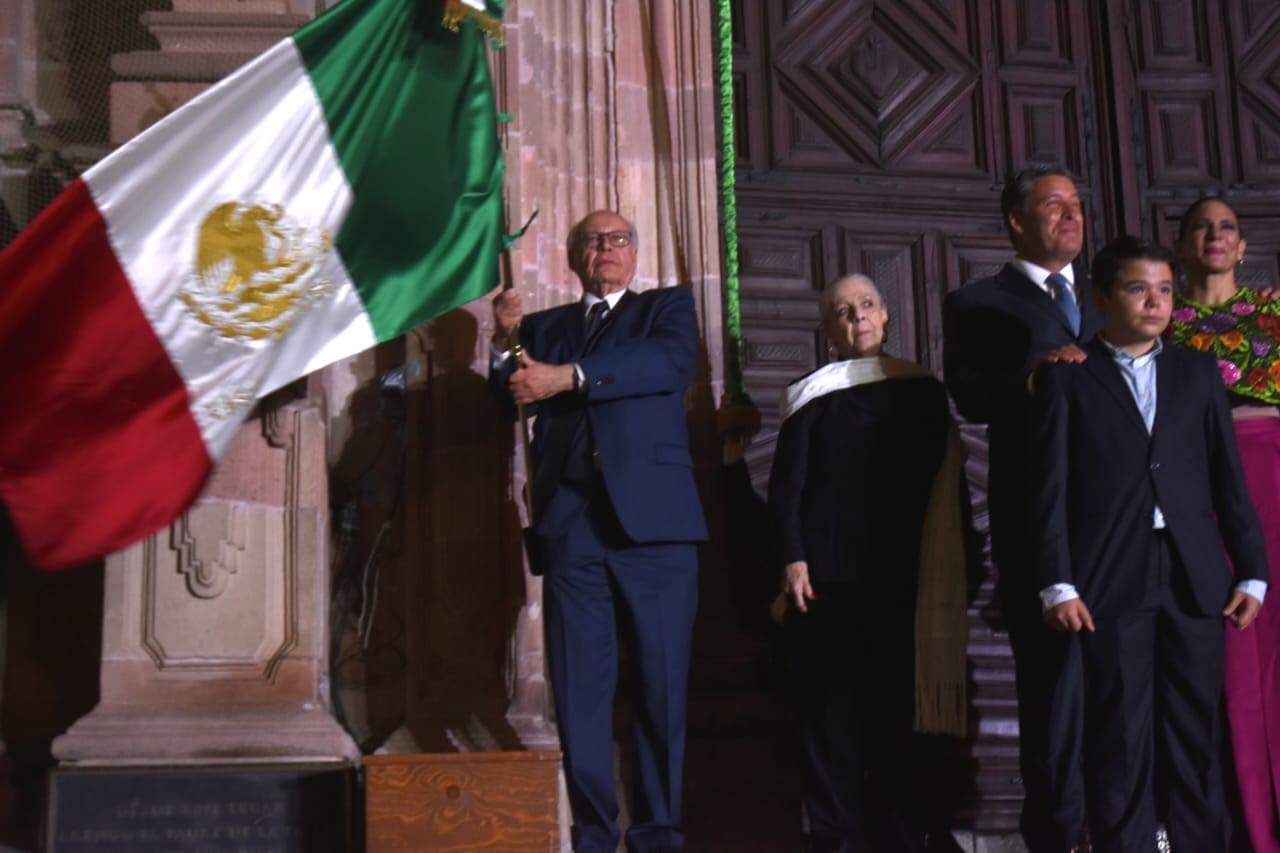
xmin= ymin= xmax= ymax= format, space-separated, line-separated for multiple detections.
xmin=294 ymin=0 xmax=504 ymax=341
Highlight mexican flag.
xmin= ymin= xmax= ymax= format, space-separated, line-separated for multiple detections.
xmin=0 ymin=0 xmax=505 ymax=569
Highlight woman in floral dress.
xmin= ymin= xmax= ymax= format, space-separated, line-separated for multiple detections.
xmin=1170 ymin=196 xmax=1280 ymax=852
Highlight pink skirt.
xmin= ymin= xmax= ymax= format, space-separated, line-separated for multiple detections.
xmin=1225 ymin=416 xmax=1280 ymax=853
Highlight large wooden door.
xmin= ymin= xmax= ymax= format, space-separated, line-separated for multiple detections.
xmin=1104 ymin=1 xmax=1280 ymax=278
xmin=731 ymin=0 xmax=1280 ymax=833
xmin=733 ymin=0 xmax=1109 ymax=489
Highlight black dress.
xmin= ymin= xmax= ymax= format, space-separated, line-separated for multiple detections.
xmin=767 ymin=374 xmax=951 ymax=852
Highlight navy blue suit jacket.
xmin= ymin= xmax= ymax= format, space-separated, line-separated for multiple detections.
xmin=943 ymin=261 xmax=1103 ymax=582
xmin=1031 ymin=339 xmax=1268 ymax=619
xmin=492 ymin=286 xmax=708 ymax=544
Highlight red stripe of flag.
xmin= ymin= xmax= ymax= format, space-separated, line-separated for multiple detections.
xmin=0 ymin=179 xmax=211 ymax=569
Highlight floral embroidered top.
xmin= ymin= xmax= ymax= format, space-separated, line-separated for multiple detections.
xmin=1167 ymin=287 xmax=1280 ymax=405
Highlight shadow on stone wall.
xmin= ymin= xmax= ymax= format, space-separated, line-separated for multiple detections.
xmin=328 ymin=310 xmax=529 ymax=754
xmin=403 ymin=308 xmax=526 ymax=751
xmin=327 ymin=338 xmax=411 ymax=752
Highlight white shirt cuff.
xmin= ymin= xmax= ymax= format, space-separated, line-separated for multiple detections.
xmin=1236 ymin=579 xmax=1268 ymax=605
xmin=573 ymin=363 xmax=586 ymax=393
xmin=1040 ymin=580 xmax=1265 ymax=611
xmin=1040 ymin=583 xmax=1079 ymax=612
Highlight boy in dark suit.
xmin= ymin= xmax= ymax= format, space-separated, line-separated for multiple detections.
xmin=1031 ymin=236 xmax=1269 ymax=853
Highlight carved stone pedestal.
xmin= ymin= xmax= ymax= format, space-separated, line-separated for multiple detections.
xmin=53 ymin=707 xmax=355 ymax=766
xmin=108 ymin=5 xmax=310 ymax=143
xmin=53 ymin=403 xmax=357 ymax=766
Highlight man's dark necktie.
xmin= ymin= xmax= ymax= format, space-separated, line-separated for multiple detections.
xmin=583 ymin=300 xmax=609 ymax=350
xmin=1046 ymin=270 xmax=1081 ymax=337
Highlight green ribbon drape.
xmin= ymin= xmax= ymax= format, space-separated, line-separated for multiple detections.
xmin=715 ymin=0 xmax=748 ymax=403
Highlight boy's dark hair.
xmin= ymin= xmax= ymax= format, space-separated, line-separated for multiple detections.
xmin=999 ymin=164 xmax=1075 ymax=243
xmin=1090 ymin=236 xmax=1177 ymax=295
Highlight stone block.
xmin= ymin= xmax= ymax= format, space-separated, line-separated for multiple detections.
xmin=139 ymin=12 xmax=309 ymax=54
xmin=47 ymin=763 xmax=355 ymax=852
xmin=109 ymin=81 xmax=209 ymax=145
xmin=172 ymin=0 xmax=302 ymax=14
xmin=53 ymin=405 xmax=357 ymax=765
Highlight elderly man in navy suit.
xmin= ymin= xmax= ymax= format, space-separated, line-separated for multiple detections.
xmin=943 ymin=165 xmax=1102 ymax=852
xmin=490 ymin=210 xmax=706 ymax=853
xmin=1031 ymin=236 xmax=1268 ymax=852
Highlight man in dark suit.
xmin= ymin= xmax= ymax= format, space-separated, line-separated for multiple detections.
xmin=490 ymin=210 xmax=706 ymax=853
xmin=943 ymin=165 xmax=1102 ymax=852
xmin=1031 ymin=236 xmax=1267 ymax=852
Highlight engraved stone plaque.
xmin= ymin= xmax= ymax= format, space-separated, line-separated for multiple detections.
xmin=47 ymin=763 xmax=354 ymax=853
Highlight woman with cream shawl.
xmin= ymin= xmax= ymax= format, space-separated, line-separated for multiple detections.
xmin=768 ymin=274 xmax=968 ymax=853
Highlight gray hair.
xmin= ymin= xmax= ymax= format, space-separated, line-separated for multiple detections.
xmin=819 ymin=273 xmax=883 ymax=324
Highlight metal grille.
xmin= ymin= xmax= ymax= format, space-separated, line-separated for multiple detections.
xmin=0 ymin=2 xmax=176 ymax=246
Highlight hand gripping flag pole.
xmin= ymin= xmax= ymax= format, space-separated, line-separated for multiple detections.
xmin=509 ymin=325 xmax=535 ymax=527
xmin=510 ymin=325 xmax=550 ymax=576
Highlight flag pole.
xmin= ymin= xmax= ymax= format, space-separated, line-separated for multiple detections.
xmin=509 ymin=326 xmax=535 ymax=526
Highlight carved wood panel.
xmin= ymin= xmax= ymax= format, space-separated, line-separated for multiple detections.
xmin=1232 ymin=6 xmax=1280 ymax=185
xmin=1107 ymin=0 xmax=1280 ymax=235
xmin=1143 ymin=86 xmax=1225 ymax=186
xmin=736 ymin=225 xmax=827 ymax=444
xmin=765 ymin=0 xmax=985 ymax=174
xmin=1133 ymin=0 xmax=1213 ymax=72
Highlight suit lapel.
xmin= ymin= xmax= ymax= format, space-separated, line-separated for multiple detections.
xmin=555 ymin=302 xmax=585 ymax=359
xmin=997 ymin=264 xmax=1077 ymax=339
xmin=1151 ymin=346 xmax=1178 ymax=442
xmin=1081 ymin=338 xmax=1150 ymax=436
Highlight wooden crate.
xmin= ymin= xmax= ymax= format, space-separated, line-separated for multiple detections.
xmin=364 ymin=751 xmax=561 ymax=851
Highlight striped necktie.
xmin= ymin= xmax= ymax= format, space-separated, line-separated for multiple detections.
xmin=1046 ymin=271 xmax=1081 ymax=337
xmin=583 ymin=300 xmax=608 ymax=347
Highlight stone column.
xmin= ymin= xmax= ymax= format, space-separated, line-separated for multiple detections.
xmin=54 ymin=402 xmax=357 ymax=764
xmin=50 ymin=0 xmax=355 ymax=767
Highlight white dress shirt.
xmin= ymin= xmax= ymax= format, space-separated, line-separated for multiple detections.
xmin=1013 ymin=257 xmax=1076 ymax=301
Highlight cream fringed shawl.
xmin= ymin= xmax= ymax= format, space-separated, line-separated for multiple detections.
xmin=779 ymin=356 xmax=969 ymax=736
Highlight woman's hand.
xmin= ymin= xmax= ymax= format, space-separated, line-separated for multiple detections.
xmin=783 ymin=561 xmax=816 ymax=613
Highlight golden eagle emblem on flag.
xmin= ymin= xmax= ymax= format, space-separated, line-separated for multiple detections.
xmin=181 ymin=201 xmax=334 ymax=342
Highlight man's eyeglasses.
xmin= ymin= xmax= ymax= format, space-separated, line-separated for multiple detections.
xmin=578 ymin=230 xmax=633 ymax=249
